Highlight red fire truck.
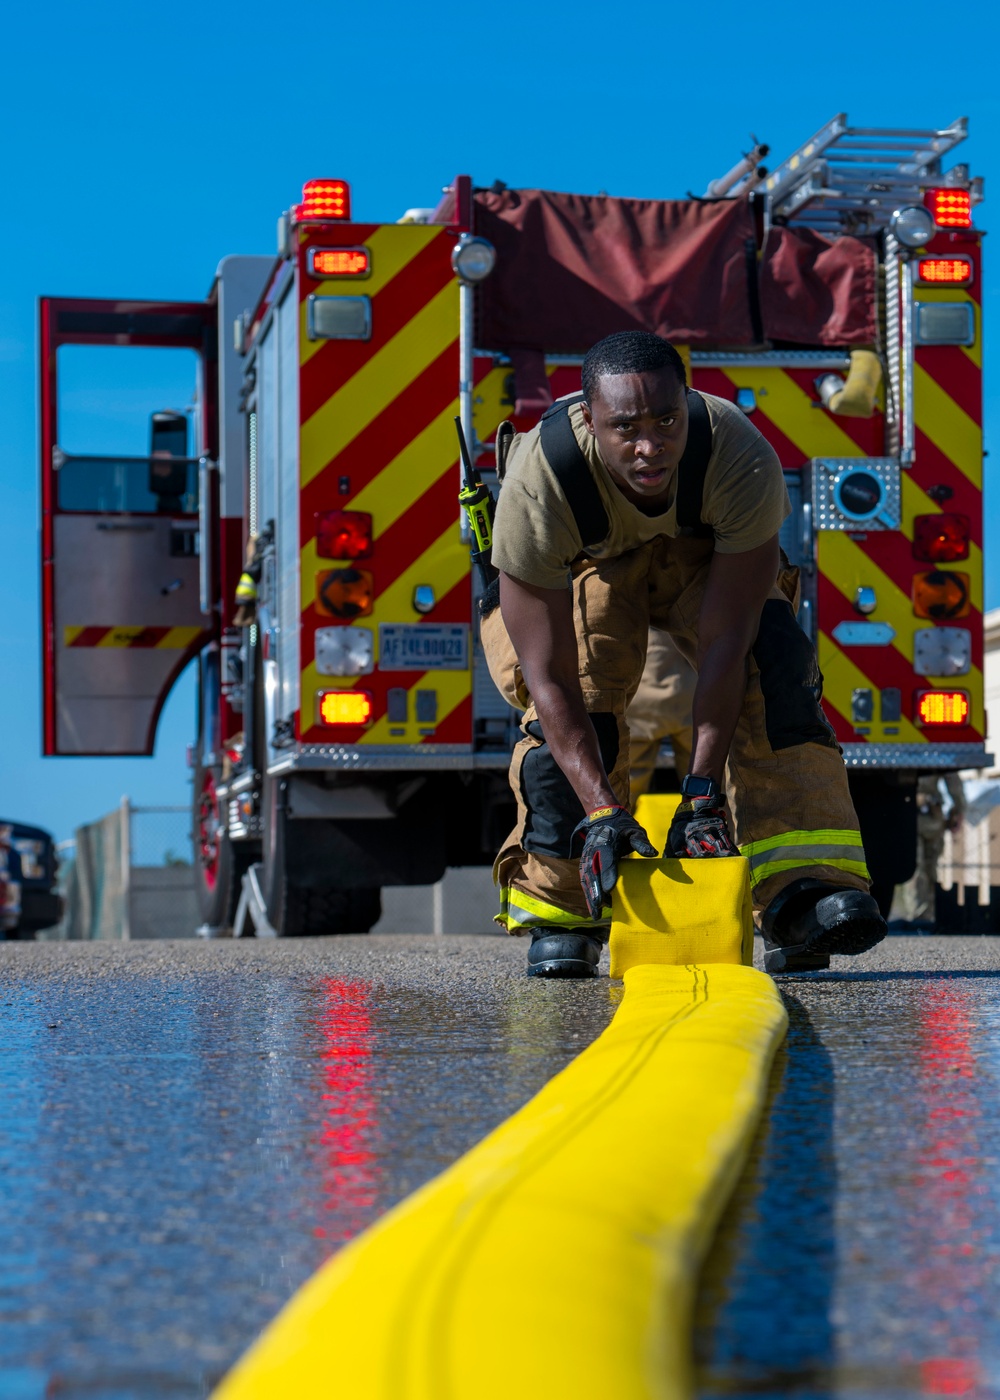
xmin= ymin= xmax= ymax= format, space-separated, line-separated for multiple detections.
xmin=39 ymin=114 xmax=986 ymax=934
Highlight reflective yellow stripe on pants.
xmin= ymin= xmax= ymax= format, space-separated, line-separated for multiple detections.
xmin=498 ymin=887 xmax=609 ymax=932
xmin=739 ymin=828 xmax=869 ymax=889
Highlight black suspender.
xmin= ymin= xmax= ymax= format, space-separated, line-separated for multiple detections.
xmin=674 ymin=389 xmax=714 ymax=539
xmin=538 ymin=394 xmax=609 ymax=549
xmin=537 ymin=388 xmax=715 ymax=548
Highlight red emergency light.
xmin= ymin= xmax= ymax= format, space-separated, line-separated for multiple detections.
xmin=916 ymin=256 xmax=973 ymax=285
xmin=925 ymin=188 xmax=972 ymax=229
xmin=293 ymin=179 xmax=351 ymax=223
xmin=318 ymin=690 xmax=373 ymax=726
xmin=912 ymin=513 xmax=971 ymax=563
xmin=915 ymin=690 xmax=969 ymax=726
xmin=316 ymin=510 xmax=373 ymax=559
xmin=309 ymin=248 xmax=370 ymax=277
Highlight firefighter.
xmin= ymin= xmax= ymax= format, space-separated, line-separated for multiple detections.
xmin=233 ymin=523 xmax=273 ymax=627
xmin=626 ymin=628 xmax=695 ymax=796
xmin=483 ymin=331 xmax=886 ymax=977
xmin=892 ymin=773 xmax=966 ymax=929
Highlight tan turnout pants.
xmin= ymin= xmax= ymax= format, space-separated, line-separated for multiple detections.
xmin=627 ymin=628 xmax=696 ymax=795
xmin=483 ymin=536 xmax=869 ymax=934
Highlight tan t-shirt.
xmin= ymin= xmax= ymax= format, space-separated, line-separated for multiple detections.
xmin=491 ymin=392 xmax=790 ymax=589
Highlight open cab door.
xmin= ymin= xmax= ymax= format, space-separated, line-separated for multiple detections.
xmin=39 ymin=298 xmax=217 ymax=755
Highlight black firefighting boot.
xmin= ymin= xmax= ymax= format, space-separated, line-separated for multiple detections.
xmin=526 ymin=928 xmax=606 ymax=979
xmin=760 ymin=878 xmax=887 ymax=974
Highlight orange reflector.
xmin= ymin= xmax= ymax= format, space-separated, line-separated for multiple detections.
xmin=925 ymin=188 xmax=972 ymax=229
xmin=916 ymin=690 xmax=970 ymax=726
xmin=293 ymin=179 xmax=351 ymax=223
xmin=913 ymin=570 xmax=970 ymax=620
xmin=309 ymin=248 xmax=370 ymax=277
xmin=316 ymin=568 xmax=374 ymax=619
xmin=916 ymin=256 xmax=973 ymax=285
xmin=318 ymin=690 xmax=372 ymax=726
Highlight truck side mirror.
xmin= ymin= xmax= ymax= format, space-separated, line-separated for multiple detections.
xmin=148 ymin=411 xmax=190 ymax=499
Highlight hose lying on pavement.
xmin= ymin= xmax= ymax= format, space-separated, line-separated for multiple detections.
xmin=215 ymin=850 xmax=787 ymax=1400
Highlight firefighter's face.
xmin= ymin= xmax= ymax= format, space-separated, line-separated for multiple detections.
xmin=582 ymin=369 xmax=688 ymax=505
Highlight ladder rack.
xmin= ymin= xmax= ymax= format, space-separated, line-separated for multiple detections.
xmin=736 ymin=115 xmax=981 ymax=234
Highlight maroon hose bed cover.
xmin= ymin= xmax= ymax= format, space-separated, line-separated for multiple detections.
xmin=474 ymin=189 xmax=758 ymax=351
xmin=760 ymin=227 xmax=878 ymax=346
xmin=472 ymin=188 xmax=878 ymax=353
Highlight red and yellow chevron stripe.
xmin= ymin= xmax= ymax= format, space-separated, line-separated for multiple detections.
xmin=63 ymin=625 xmax=207 ymax=649
xmin=696 ymin=229 xmax=983 ymax=753
xmin=296 ymin=225 xmax=511 ymax=747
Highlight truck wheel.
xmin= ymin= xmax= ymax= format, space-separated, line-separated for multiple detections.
xmin=194 ymin=764 xmax=248 ymax=929
xmin=261 ymin=774 xmax=380 ymax=935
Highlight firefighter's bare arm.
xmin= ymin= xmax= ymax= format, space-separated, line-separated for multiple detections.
xmin=688 ymin=534 xmax=781 ymax=785
xmin=499 ymin=570 xmax=655 ymax=918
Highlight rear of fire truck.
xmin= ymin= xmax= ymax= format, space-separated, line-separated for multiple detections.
xmin=721 ymin=116 xmax=987 ymax=914
xmin=206 ymin=180 xmax=520 ymax=934
xmin=467 ymin=115 xmax=987 ymax=916
xmin=39 ymin=182 xmax=521 ymax=937
xmin=39 ymin=115 xmax=986 ymax=934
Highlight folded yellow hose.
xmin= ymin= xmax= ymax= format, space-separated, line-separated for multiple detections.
xmin=613 ymin=854 xmax=754 ymax=975
xmin=214 ymin=952 xmax=786 ymax=1400
xmin=827 ymin=348 xmax=883 ymax=417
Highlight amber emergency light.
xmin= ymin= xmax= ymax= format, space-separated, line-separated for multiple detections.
xmin=912 ymin=570 xmax=970 ymax=620
xmin=925 ymin=188 xmax=973 ymax=229
xmin=318 ymin=690 xmax=373 ymax=726
xmin=293 ymin=180 xmax=351 ymax=223
xmin=316 ymin=567 xmax=374 ymax=619
xmin=310 ymin=248 xmax=370 ymax=277
xmin=916 ymin=690 xmax=970 ymax=726
xmin=912 ymin=514 xmax=971 ymax=563
xmin=316 ymin=510 xmax=373 ymax=559
xmin=916 ymin=256 xmax=973 ymax=285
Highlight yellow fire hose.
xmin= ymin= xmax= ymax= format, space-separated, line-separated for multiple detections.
xmin=215 ymin=817 xmax=786 ymax=1400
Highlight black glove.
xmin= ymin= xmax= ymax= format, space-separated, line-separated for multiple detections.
xmin=666 ymin=797 xmax=739 ymax=858
xmin=573 ymin=805 xmax=657 ymax=921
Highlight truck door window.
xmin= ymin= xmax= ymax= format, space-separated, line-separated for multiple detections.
xmin=55 ymin=345 xmax=200 ymax=514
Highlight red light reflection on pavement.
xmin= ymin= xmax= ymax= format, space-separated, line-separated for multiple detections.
xmin=314 ymin=979 xmax=379 ymax=1245
xmin=914 ymin=990 xmax=983 ymax=1397
xmin=921 ymin=1356 xmax=979 ymax=1396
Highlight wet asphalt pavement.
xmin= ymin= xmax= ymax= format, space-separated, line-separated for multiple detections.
xmin=1 ymin=935 xmax=999 ymax=1400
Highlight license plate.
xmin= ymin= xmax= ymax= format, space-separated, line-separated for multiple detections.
xmin=378 ymin=624 xmax=469 ymax=671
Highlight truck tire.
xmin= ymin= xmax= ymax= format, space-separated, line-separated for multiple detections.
xmin=193 ymin=764 xmax=249 ymax=929
xmin=261 ymin=774 xmax=380 ymax=935
xmin=847 ymin=771 xmax=918 ymax=920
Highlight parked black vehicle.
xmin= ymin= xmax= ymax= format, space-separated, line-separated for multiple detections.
xmin=0 ymin=821 xmax=63 ymax=939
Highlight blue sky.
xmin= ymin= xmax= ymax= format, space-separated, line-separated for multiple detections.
xmin=3 ymin=0 xmax=999 ymax=841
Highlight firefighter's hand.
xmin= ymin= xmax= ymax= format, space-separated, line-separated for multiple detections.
xmin=666 ymin=798 xmax=739 ymax=858
xmin=573 ymin=805 xmax=657 ymax=921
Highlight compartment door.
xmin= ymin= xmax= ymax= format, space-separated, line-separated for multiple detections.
xmin=40 ymin=297 xmax=217 ymax=755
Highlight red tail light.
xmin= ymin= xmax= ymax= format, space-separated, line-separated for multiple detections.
xmin=318 ymin=690 xmax=373 ymax=726
xmin=916 ymin=690 xmax=969 ymax=726
xmin=912 ymin=513 xmax=971 ymax=563
xmin=916 ymin=256 xmax=973 ymax=285
xmin=925 ymin=188 xmax=972 ymax=229
xmin=293 ymin=179 xmax=351 ymax=223
xmin=317 ymin=509 xmax=373 ymax=559
xmin=308 ymin=247 xmax=370 ymax=277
